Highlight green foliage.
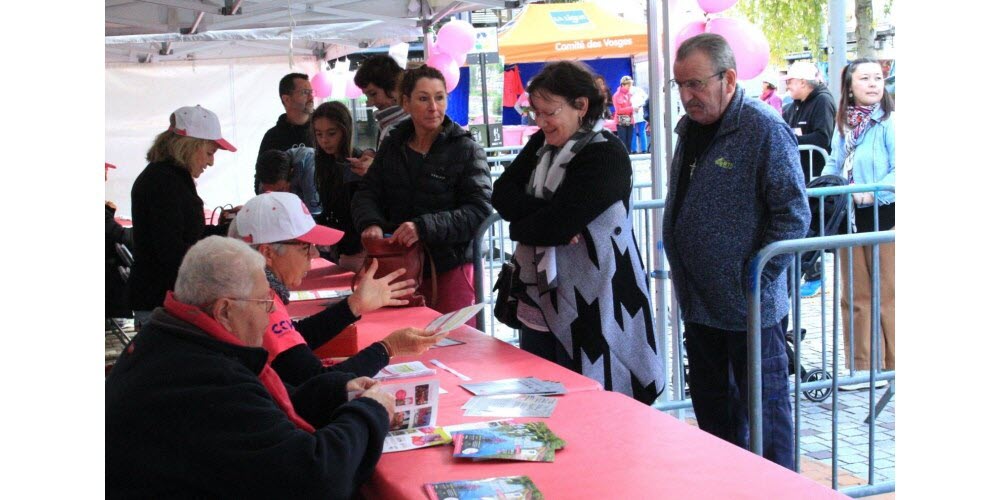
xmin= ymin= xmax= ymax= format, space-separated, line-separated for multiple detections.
xmin=736 ymin=0 xmax=827 ymax=64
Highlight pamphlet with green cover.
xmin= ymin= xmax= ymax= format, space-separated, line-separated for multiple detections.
xmin=451 ymin=421 xmax=565 ymax=462
xmin=424 ymin=475 xmax=543 ymax=500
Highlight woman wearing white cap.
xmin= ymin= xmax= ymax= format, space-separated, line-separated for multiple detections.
xmin=235 ymin=192 xmax=447 ymax=386
xmin=128 ymin=105 xmax=238 ymax=326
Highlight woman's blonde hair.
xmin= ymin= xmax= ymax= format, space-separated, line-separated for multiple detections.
xmin=146 ymin=130 xmax=214 ymax=169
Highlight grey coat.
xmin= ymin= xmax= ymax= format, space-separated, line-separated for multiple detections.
xmin=663 ymin=86 xmax=810 ymax=331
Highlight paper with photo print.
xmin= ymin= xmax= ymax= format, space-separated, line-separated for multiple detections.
xmin=349 ymin=379 xmax=439 ymax=431
xmin=382 ymin=426 xmax=452 ymax=453
xmin=460 ymin=377 xmax=566 ymax=396
xmin=372 ymin=361 xmax=436 ymax=381
xmin=424 ymin=476 xmax=543 ymax=500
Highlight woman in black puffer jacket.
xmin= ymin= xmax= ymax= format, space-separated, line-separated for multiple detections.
xmin=352 ymin=65 xmax=492 ymax=315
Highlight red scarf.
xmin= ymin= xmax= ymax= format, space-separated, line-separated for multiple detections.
xmin=163 ymin=292 xmax=316 ymax=433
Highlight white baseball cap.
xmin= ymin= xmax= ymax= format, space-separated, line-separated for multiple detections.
xmin=235 ymin=192 xmax=343 ymax=245
xmin=169 ymin=105 xmax=237 ymax=152
xmin=785 ymin=61 xmax=819 ymax=82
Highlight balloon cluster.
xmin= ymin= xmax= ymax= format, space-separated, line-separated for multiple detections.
xmin=425 ymin=19 xmax=476 ymax=92
xmin=674 ymin=0 xmax=769 ymax=80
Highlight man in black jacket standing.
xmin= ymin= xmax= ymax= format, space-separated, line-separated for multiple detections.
xmin=782 ymin=61 xmax=836 ymax=297
xmin=782 ymin=61 xmax=836 ymax=182
xmin=256 ymin=73 xmax=314 ymax=193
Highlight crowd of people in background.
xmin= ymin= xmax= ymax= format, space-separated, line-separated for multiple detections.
xmin=106 ymin=37 xmax=895 ymax=496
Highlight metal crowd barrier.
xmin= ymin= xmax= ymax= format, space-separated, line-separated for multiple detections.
xmin=799 ymin=144 xmax=831 ymax=183
xmin=747 ymin=183 xmax=895 ymax=497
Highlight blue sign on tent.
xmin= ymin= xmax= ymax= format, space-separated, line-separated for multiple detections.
xmin=549 ymin=10 xmax=591 ymax=28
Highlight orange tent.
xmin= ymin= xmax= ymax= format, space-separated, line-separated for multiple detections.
xmin=498 ymin=2 xmax=648 ymax=64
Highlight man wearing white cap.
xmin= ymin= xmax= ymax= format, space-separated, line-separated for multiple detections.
xmin=782 ymin=61 xmax=836 ymax=298
xmin=234 ymin=192 xmax=446 ymax=386
xmin=129 ymin=105 xmax=239 ymax=325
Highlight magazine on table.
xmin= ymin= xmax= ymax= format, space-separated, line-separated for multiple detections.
xmin=373 ymin=361 xmax=436 ymax=381
xmin=424 ymin=476 xmax=543 ymax=500
xmin=461 ymin=394 xmax=558 ymax=418
xmin=452 ymin=421 xmax=565 ymax=463
xmin=381 ymin=426 xmax=451 ymax=453
xmin=349 ymin=379 xmax=439 ymax=431
xmin=460 ymin=377 xmax=566 ymax=396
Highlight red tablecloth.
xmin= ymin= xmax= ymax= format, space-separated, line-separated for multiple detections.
xmin=292 ymin=257 xmax=355 ymax=293
xmin=388 ymin=327 xmax=602 ymax=399
xmin=363 ymin=390 xmax=846 ymax=499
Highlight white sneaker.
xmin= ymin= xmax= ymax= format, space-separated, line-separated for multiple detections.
xmin=839 ymin=370 xmax=889 ymax=391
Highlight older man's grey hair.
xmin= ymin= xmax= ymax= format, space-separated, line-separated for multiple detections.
xmin=174 ymin=236 xmax=266 ymax=306
xmin=676 ymin=33 xmax=737 ymax=75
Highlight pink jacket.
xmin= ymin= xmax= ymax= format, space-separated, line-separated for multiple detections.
xmin=613 ymin=86 xmax=634 ymax=118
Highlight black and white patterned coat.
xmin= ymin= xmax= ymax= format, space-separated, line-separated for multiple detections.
xmin=493 ymin=129 xmax=664 ymax=404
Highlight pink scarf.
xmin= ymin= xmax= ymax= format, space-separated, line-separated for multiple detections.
xmin=163 ymin=292 xmax=317 ymax=433
xmin=760 ymin=88 xmax=775 ymax=102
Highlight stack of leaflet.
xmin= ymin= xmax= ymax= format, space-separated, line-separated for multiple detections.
xmin=460 ymin=377 xmax=566 ymax=396
xmin=451 ymin=421 xmax=566 ymax=462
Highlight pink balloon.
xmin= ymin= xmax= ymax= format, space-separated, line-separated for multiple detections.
xmin=311 ymin=70 xmax=333 ymax=99
xmin=706 ymin=17 xmax=770 ymax=80
xmin=674 ymin=20 xmax=707 ymax=57
xmin=697 ymin=0 xmax=737 ymax=14
xmin=345 ymin=72 xmax=363 ymax=99
xmin=427 ymin=53 xmax=460 ymax=92
xmin=436 ymin=20 xmax=475 ymax=62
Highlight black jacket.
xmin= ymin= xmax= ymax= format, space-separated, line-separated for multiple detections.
xmin=782 ymin=84 xmax=836 ymax=179
xmin=351 ymin=116 xmax=492 ymax=273
xmin=492 ymin=129 xmax=632 ymax=246
xmin=106 ymin=204 xmax=133 ymax=317
xmin=256 ymin=113 xmax=312 ymax=193
xmin=127 ymin=161 xmax=228 ymax=311
xmin=106 ymin=308 xmax=389 ymax=499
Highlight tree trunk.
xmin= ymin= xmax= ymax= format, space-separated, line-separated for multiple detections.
xmin=855 ymin=0 xmax=875 ymax=58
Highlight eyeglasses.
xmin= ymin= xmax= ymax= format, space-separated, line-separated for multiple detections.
xmin=669 ymin=71 xmax=726 ymax=91
xmin=279 ymin=240 xmax=318 ymax=257
xmin=291 ymin=89 xmax=314 ymax=98
xmin=527 ymin=105 xmax=563 ymax=121
xmin=228 ymin=289 xmax=277 ymax=313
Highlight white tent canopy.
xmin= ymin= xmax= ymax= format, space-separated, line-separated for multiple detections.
xmin=105 ymin=0 xmax=521 ymax=216
xmin=106 ymin=0 xmax=518 ymax=63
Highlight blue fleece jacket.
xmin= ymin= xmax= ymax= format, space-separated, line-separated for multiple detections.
xmin=821 ymin=106 xmax=895 ymax=206
xmin=663 ymin=86 xmax=810 ymax=331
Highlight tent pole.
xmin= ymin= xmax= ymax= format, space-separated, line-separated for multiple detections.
xmin=647 ymin=0 xmax=677 ymax=414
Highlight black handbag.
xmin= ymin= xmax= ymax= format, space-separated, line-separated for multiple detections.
xmin=492 ymin=261 xmax=523 ymax=329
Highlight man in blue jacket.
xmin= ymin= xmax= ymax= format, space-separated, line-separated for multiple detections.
xmin=663 ymin=34 xmax=810 ymax=470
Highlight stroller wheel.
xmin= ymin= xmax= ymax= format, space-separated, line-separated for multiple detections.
xmin=803 ymin=369 xmax=833 ymax=402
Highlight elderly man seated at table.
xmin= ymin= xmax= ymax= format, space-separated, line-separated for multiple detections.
xmin=234 ymin=191 xmax=445 ymax=386
xmin=106 ymin=236 xmax=395 ymax=498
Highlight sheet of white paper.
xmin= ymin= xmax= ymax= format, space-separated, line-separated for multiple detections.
xmin=425 ymin=303 xmax=486 ymax=333
xmin=462 ymin=394 xmax=557 ymax=418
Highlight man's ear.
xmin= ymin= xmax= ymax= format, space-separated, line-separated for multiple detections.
xmin=211 ymin=299 xmax=235 ymax=332
xmin=724 ymin=69 xmax=738 ymax=93
xmin=280 ymin=94 xmax=291 ymax=108
xmin=258 ymin=244 xmax=277 ymax=267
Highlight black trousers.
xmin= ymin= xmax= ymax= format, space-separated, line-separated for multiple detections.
xmin=684 ymin=317 xmax=794 ymax=470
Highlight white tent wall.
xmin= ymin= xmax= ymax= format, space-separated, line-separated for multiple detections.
xmin=105 ymin=55 xmax=321 ymax=218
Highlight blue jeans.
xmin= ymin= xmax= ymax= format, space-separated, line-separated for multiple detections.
xmin=632 ymin=121 xmax=648 ymax=153
xmin=684 ymin=317 xmax=794 ymax=470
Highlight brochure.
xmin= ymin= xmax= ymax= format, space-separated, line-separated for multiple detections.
xmin=460 ymin=377 xmax=566 ymax=396
xmin=287 ymin=288 xmax=352 ymax=301
xmin=382 ymin=426 xmax=452 ymax=453
xmin=373 ymin=361 xmax=436 ymax=381
xmin=425 ymin=303 xmax=487 ymax=334
xmin=452 ymin=421 xmax=565 ymax=462
xmin=424 ymin=476 xmax=543 ymax=500
xmin=431 ymin=337 xmax=466 ymax=348
xmin=462 ymin=394 xmax=558 ymax=418
xmin=349 ymin=379 xmax=439 ymax=431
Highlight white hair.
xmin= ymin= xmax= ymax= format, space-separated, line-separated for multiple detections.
xmin=174 ymin=236 xmax=266 ymax=306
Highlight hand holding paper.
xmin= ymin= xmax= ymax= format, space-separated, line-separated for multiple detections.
xmin=382 ymin=327 xmax=446 ymax=356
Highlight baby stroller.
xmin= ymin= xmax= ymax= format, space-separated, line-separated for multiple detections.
xmin=786 ymin=174 xmax=851 ymax=402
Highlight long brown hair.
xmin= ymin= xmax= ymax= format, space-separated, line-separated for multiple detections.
xmin=836 ymin=57 xmax=895 ymax=135
xmin=310 ymin=101 xmax=354 ymax=212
